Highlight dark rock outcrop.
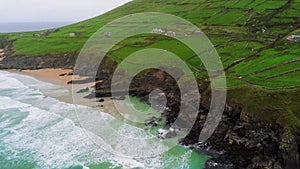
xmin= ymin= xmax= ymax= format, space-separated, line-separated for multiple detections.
xmin=91 ymin=66 xmax=299 ymax=169
xmin=0 ymin=54 xmax=76 ymax=69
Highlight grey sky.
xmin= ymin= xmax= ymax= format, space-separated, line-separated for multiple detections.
xmin=0 ymin=0 xmax=132 ymax=23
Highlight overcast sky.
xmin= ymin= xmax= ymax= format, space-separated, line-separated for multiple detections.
xmin=0 ymin=0 xmax=132 ymax=23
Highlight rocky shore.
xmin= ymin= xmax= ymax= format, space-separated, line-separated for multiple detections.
xmin=0 ymin=54 xmax=76 ymax=70
xmin=91 ymin=60 xmax=299 ymax=169
xmin=0 ymin=37 xmax=299 ymax=168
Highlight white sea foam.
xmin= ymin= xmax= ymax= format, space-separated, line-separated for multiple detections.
xmin=0 ymin=96 xmax=31 ymax=110
xmin=0 ymin=71 xmax=162 ymax=168
xmin=0 ymin=70 xmax=201 ymax=169
xmin=0 ymin=76 xmax=28 ymax=89
xmin=0 ymin=96 xmax=148 ymax=168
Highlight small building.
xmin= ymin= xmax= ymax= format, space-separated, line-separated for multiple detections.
xmin=165 ymin=31 xmax=176 ymax=37
xmin=194 ymin=30 xmax=204 ymax=34
xmin=69 ymin=32 xmax=76 ymax=37
xmin=152 ymin=28 xmax=176 ymax=37
xmin=152 ymin=28 xmax=165 ymax=34
xmin=287 ymin=34 xmax=300 ymax=43
xmin=103 ymin=32 xmax=112 ymax=37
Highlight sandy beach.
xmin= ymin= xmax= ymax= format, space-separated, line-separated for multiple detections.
xmin=7 ymin=68 xmax=125 ymax=118
xmin=9 ymin=68 xmax=87 ymax=86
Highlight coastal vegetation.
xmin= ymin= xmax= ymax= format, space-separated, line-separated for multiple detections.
xmin=1 ymin=0 xmax=299 ymax=131
xmin=0 ymin=0 xmax=299 ymax=168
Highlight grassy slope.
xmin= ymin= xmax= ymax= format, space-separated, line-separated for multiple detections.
xmin=1 ymin=0 xmax=300 ymax=131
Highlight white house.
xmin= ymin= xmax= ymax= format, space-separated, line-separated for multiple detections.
xmin=194 ymin=30 xmax=203 ymax=34
xmin=165 ymin=31 xmax=176 ymax=37
xmin=152 ymin=28 xmax=165 ymax=34
xmin=287 ymin=34 xmax=300 ymax=43
xmin=69 ymin=32 xmax=76 ymax=37
xmin=152 ymin=28 xmax=176 ymax=37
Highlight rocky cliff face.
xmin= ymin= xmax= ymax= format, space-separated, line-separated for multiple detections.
xmin=0 ymin=54 xmax=76 ymax=69
xmin=202 ymin=109 xmax=299 ymax=169
xmin=93 ymin=66 xmax=299 ymax=169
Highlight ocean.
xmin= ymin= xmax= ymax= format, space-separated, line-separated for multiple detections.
xmin=0 ymin=22 xmax=72 ymax=33
xmin=0 ymin=70 xmax=209 ymax=169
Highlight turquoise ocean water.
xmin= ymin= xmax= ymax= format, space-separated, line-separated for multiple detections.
xmin=0 ymin=70 xmax=209 ymax=169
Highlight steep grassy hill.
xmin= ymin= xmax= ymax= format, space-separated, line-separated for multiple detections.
xmin=1 ymin=0 xmax=300 ymax=135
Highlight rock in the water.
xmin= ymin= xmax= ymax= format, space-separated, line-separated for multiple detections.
xmin=145 ymin=117 xmax=158 ymax=127
xmin=158 ymin=128 xmax=177 ymax=139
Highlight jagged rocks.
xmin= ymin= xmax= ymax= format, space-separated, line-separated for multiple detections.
xmin=158 ymin=128 xmax=178 ymax=139
xmin=145 ymin=117 xmax=159 ymax=127
xmin=88 ymin=65 xmax=297 ymax=169
xmin=0 ymin=55 xmax=76 ymax=70
xmin=279 ymin=131 xmax=300 ymax=169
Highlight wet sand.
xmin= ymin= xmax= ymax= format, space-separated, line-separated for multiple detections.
xmin=9 ymin=68 xmax=87 ymax=86
xmin=8 ymin=68 xmax=124 ymax=119
xmin=8 ymin=68 xmax=150 ymax=125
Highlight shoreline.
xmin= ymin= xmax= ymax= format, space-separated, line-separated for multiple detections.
xmin=3 ymin=68 xmax=298 ymax=168
xmin=1 ymin=69 xmax=216 ymax=168
xmin=5 ymin=68 xmax=131 ymax=122
xmin=8 ymin=68 xmax=85 ymax=86
xmin=6 ymin=68 xmax=117 ymax=112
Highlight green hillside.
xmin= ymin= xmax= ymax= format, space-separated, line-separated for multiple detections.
xmin=1 ymin=0 xmax=300 ymax=132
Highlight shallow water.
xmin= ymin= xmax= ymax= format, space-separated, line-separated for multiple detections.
xmin=0 ymin=70 xmax=209 ymax=169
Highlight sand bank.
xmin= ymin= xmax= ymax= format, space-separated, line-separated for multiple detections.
xmin=9 ymin=68 xmax=88 ymax=86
